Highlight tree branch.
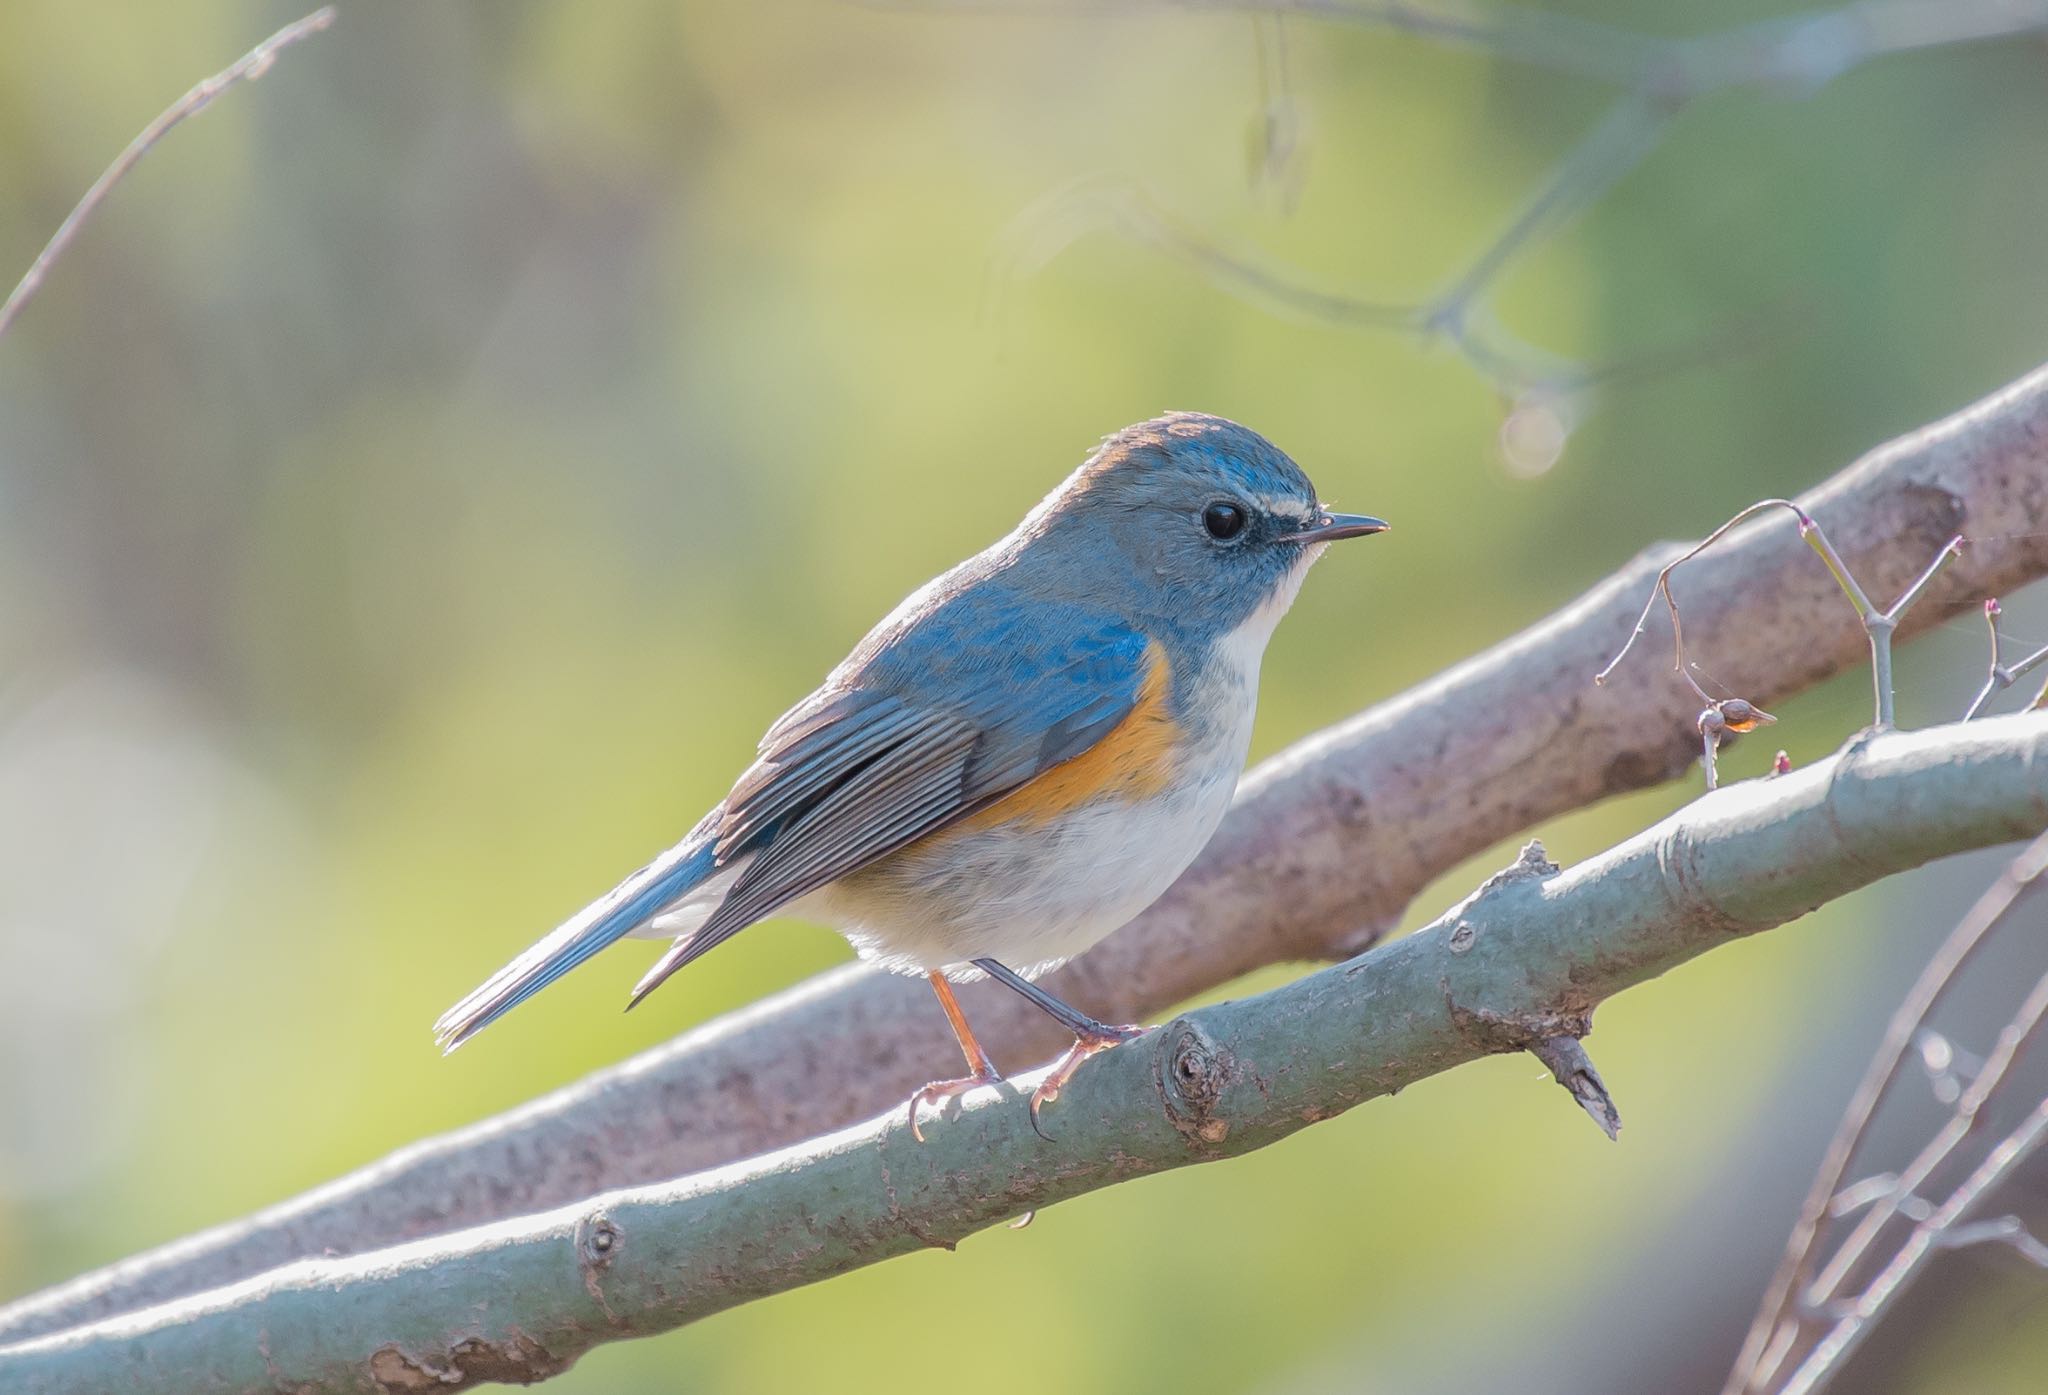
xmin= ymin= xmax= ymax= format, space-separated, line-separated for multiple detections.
xmin=977 ymin=0 xmax=2048 ymax=451
xmin=0 ymin=8 xmax=335 ymax=341
xmin=1729 ymin=829 xmax=2048 ymax=1393
xmin=4 ymin=360 xmax=2048 ymax=1346
xmin=5 ymin=714 xmax=2046 ymax=1394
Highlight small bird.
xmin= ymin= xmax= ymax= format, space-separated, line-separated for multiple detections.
xmin=434 ymin=413 xmax=1385 ymax=1136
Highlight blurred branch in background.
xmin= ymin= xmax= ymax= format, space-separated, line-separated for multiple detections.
xmin=1246 ymin=14 xmax=1310 ymax=212
xmin=0 ymin=7 xmax=334 ymax=341
xmin=976 ymin=0 xmax=2048 ymax=471
xmin=2 ymin=356 xmax=2046 ymax=1349
xmin=4 ymin=714 xmax=2045 ymax=1393
xmin=1733 ymin=830 xmax=2048 ymax=1395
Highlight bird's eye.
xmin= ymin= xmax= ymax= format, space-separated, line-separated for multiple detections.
xmin=1202 ymin=502 xmax=1247 ymax=541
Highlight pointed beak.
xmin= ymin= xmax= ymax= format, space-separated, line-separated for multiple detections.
xmin=1276 ymin=510 xmax=1390 ymax=545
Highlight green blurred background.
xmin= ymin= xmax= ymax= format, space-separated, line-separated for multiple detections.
xmin=4 ymin=2 xmax=2048 ymax=1390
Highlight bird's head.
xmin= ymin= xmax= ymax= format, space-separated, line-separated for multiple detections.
xmin=1016 ymin=412 xmax=1387 ymax=648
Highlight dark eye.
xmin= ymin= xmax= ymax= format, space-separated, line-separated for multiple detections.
xmin=1202 ymin=502 xmax=1247 ymax=541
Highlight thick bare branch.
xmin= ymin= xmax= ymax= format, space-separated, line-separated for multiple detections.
xmin=4 ymin=714 xmax=2045 ymax=1394
xmin=3 ymin=359 xmax=2047 ymax=1347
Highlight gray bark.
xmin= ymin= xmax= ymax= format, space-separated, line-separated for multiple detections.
xmin=4 ymin=714 xmax=2044 ymax=1393
xmin=2 ymin=363 xmax=2047 ymax=1347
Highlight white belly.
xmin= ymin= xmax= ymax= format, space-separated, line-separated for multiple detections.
xmin=649 ymin=598 xmax=1286 ymax=980
xmin=804 ymin=756 xmax=1243 ymax=978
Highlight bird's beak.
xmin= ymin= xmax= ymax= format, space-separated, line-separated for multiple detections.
xmin=1277 ymin=511 xmax=1390 ymax=544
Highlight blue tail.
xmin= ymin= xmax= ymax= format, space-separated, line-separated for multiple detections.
xmin=434 ymin=836 xmax=719 ymax=1052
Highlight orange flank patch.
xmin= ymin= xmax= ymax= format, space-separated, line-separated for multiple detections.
xmin=953 ymin=642 xmax=1181 ymax=832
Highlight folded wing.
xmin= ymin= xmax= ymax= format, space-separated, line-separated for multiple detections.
xmin=434 ymin=590 xmax=1154 ymax=1047
xmin=626 ymin=608 xmax=1154 ymax=1004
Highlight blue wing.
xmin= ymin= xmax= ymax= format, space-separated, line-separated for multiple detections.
xmin=434 ymin=581 xmax=1152 ymax=1048
xmin=624 ymin=596 xmax=1152 ymax=1004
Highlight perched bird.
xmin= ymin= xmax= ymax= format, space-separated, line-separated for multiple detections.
xmin=434 ymin=413 xmax=1385 ymax=1136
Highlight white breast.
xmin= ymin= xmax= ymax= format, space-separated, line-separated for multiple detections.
xmin=806 ymin=599 xmax=1287 ymax=980
xmin=813 ymin=747 xmax=1246 ymax=979
xmin=663 ymin=564 xmax=1310 ymax=980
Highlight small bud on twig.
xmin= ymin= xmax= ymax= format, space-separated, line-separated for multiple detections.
xmin=1717 ymin=698 xmax=1777 ymax=734
xmin=1697 ymin=698 xmax=1776 ymax=790
xmin=1965 ymin=595 xmax=2048 ymax=721
xmin=1598 ymin=501 xmax=1958 ymax=782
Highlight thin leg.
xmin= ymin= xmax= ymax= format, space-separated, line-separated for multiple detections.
xmin=931 ymin=972 xmax=998 ymax=1077
xmin=906 ymin=971 xmax=1005 ymax=1143
xmin=972 ymin=958 xmax=1146 ymax=1137
xmin=972 ymin=958 xmax=1126 ymax=1037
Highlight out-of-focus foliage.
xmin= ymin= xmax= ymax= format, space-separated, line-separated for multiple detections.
xmin=3 ymin=3 xmax=2047 ymax=1390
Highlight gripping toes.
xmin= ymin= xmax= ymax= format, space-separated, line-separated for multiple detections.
xmin=1028 ymin=1024 xmax=1147 ymax=1139
xmin=906 ymin=1070 xmax=1004 ymax=1143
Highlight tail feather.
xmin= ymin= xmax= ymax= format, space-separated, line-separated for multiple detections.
xmin=625 ymin=917 xmax=750 ymax=1011
xmin=434 ymin=839 xmax=718 ymax=1052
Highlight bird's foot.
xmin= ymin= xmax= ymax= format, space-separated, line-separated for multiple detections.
xmin=907 ymin=1068 xmax=1005 ymax=1143
xmin=1029 ymin=1023 xmax=1147 ymax=1139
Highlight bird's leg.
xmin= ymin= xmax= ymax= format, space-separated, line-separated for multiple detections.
xmin=971 ymin=958 xmax=1145 ymax=1137
xmin=907 ymin=971 xmax=1006 ymax=1142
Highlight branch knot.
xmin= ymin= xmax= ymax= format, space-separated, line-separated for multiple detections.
xmin=1474 ymin=840 xmax=1561 ymax=903
xmin=575 ymin=1211 xmax=622 ymax=1322
xmin=1156 ymin=1018 xmax=1234 ymax=1145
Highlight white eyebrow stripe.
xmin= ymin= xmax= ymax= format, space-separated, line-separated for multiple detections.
xmin=1241 ymin=489 xmax=1318 ymax=523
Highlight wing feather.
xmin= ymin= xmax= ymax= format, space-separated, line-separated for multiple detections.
xmin=625 ymin=613 xmax=1154 ymax=1005
xmin=716 ymin=696 xmax=926 ymax=852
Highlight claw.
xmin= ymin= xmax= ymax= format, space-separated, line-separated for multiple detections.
xmin=907 ymin=1069 xmax=1004 ymax=1143
xmin=1028 ymin=1024 xmax=1146 ymax=1139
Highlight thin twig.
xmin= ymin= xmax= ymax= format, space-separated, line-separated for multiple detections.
xmin=1780 ymin=1097 xmax=2048 ymax=1394
xmin=0 ymin=7 xmax=336 ymax=341
xmin=1593 ymin=498 xmax=1808 ymax=788
xmin=1932 ymin=1215 xmax=2048 ymax=1269
xmin=990 ymin=178 xmax=1414 ymax=335
xmin=1882 ymin=537 xmax=1961 ymax=621
xmin=1964 ymin=597 xmax=2048 ymax=720
xmin=1864 ymin=534 xmax=1963 ymax=726
xmin=1726 ymin=830 xmax=2048 ymax=1394
xmin=1800 ymin=966 xmax=2048 ymax=1314
xmin=1421 ymin=88 xmax=1670 ymax=340
xmin=1597 ymin=497 xmax=1957 ymax=735
xmin=1596 ymin=499 xmax=1807 ymax=694
xmin=1966 ymin=599 xmax=2008 ymax=721
xmin=971 ymin=0 xmax=2048 ymax=456
xmin=860 ymin=0 xmax=1668 ymax=85
xmin=1247 ymin=15 xmax=1309 ymax=213
xmin=997 ymin=172 xmax=1801 ymax=443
